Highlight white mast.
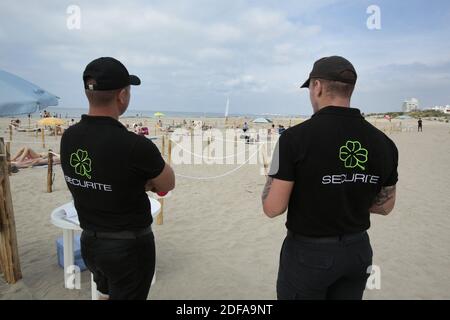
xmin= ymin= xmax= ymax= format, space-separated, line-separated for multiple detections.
xmin=224 ymin=97 xmax=230 ymax=117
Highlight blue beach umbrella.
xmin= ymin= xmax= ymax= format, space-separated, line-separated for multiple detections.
xmin=0 ymin=69 xmax=59 ymax=117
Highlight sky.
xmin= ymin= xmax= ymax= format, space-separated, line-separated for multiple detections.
xmin=1 ymin=0 xmax=449 ymax=116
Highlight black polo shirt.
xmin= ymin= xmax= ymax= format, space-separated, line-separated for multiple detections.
xmin=269 ymin=106 xmax=398 ymax=237
xmin=60 ymin=115 xmax=165 ymax=232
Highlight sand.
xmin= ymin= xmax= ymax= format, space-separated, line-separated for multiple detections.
xmin=0 ymin=115 xmax=449 ymax=300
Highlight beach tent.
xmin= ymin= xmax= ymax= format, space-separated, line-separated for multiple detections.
xmin=252 ymin=117 xmax=272 ymax=124
xmin=0 ymin=69 xmax=59 ymax=117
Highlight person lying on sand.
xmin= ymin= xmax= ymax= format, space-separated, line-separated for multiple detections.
xmin=11 ymin=147 xmax=61 ymax=168
xmin=9 ymin=119 xmax=40 ymax=133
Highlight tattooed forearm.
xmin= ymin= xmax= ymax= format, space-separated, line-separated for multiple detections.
xmin=373 ymin=186 xmax=396 ymax=206
xmin=262 ymin=177 xmax=274 ymax=202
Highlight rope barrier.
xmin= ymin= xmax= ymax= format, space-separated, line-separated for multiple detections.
xmin=174 ymin=147 xmax=261 ymax=180
xmin=168 ymin=137 xmax=267 ymax=160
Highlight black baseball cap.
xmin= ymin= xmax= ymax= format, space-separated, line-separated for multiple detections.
xmin=83 ymin=57 xmax=141 ymax=91
xmin=301 ymin=56 xmax=357 ymax=88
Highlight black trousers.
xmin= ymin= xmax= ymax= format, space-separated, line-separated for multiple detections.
xmin=277 ymin=231 xmax=372 ymax=300
xmin=80 ymin=231 xmax=155 ymax=300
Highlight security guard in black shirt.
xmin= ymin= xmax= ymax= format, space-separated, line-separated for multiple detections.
xmin=61 ymin=57 xmax=175 ymax=300
xmin=262 ymin=56 xmax=398 ymax=300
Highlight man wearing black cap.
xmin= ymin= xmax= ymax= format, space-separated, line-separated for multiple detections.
xmin=60 ymin=57 xmax=175 ymax=300
xmin=262 ymin=56 xmax=398 ymax=300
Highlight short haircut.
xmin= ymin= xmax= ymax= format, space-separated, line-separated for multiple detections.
xmin=84 ymin=78 xmax=121 ymax=106
xmin=311 ymin=71 xmax=356 ymax=98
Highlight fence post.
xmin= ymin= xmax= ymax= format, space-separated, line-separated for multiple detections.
xmin=0 ymin=138 xmax=22 ymax=284
xmin=47 ymin=150 xmax=53 ymax=193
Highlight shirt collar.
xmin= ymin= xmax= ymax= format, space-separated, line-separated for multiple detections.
xmin=81 ymin=114 xmax=126 ymax=128
xmin=312 ymin=106 xmax=362 ymax=118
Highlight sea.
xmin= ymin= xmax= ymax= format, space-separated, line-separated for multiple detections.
xmin=11 ymin=107 xmax=307 ymax=120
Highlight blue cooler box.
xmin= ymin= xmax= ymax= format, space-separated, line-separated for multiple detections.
xmin=56 ymin=234 xmax=87 ymax=271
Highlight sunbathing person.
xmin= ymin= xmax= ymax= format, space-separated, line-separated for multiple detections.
xmin=11 ymin=147 xmax=61 ymax=168
xmin=10 ymin=119 xmax=41 ymax=132
xmin=9 ymin=120 xmax=21 ymax=130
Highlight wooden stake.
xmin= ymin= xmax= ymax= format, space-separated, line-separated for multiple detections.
xmin=207 ymin=136 xmax=211 ymax=160
xmin=161 ymin=135 xmax=165 ymax=157
xmin=0 ymin=138 xmax=22 ymax=284
xmin=0 ymin=242 xmax=3 ymax=275
xmin=6 ymin=142 xmax=10 ymax=176
xmin=158 ymin=135 xmax=173 ymax=225
xmin=261 ymin=144 xmax=269 ymax=176
xmin=168 ymin=139 xmax=172 ymax=164
xmin=156 ymin=137 xmax=171 ymax=226
xmin=156 ymin=198 xmax=164 ymax=225
xmin=41 ymin=128 xmax=45 ymax=148
xmin=9 ymin=125 xmax=12 ymax=142
xmin=47 ymin=150 xmax=53 ymax=193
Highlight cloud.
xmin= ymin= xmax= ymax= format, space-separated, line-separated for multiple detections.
xmin=352 ymin=60 xmax=450 ymax=112
xmin=224 ymin=74 xmax=267 ymax=92
xmin=117 ymin=53 xmax=189 ymax=68
xmin=196 ymin=47 xmax=234 ymax=61
xmin=0 ymin=0 xmax=449 ymax=115
xmin=206 ymin=24 xmax=242 ymax=43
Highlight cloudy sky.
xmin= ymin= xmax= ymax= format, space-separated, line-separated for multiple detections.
xmin=1 ymin=0 xmax=449 ymax=115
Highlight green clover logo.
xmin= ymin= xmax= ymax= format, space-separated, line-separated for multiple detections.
xmin=70 ymin=149 xmax=92 ymax=179
xmin=339 ymin=140 xmax=368 ymax=171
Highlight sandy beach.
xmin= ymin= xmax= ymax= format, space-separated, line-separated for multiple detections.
xmin=0 ymin=115 xmax=449 ymax=300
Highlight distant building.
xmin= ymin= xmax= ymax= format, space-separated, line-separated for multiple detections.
xmin=428 ymin=105 xmax=450 ymax=114
xmin=402 ymin=98 xmax=420 ymax=112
